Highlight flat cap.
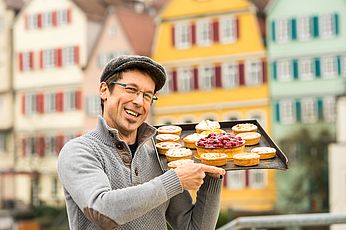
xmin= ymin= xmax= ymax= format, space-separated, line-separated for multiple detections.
xmin=100 ymin=55 xmax=167 ymax=92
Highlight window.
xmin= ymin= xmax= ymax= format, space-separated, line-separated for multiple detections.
xmin=64 ymin=91 xmax=76 ymax=111
xmin=323 ymin=96 xmax=336 ymax=122
xmin=280 ymin=99 xmax=295 ymax=124
xmin=220 ymin=16 xmax=236 ymax=43
xmin=320 ymin=14 xmax=334 ymax=38
xmin=301 ymin=98 xmax=317 ymax=123
xmin=58 ymin=9 xmax=68 ymax=25
xmin=86 ymin=95 xmax=101 ymax=116
xmin=299 ymin=58 xmax=314 ymax=80
xmin=249 ymin=170 xmax=266 ymax=188
xmin=0 ymin=133 xmax=6 ymax=153
xmin=62 ymin=47 xmax=75 ymax=66
xmin=226 ymin=171 xmax=245 ymax=189
xmin=321 ymin=56 xmax=337 ymax=78
xmin=28 ymin=14 xmax=39 ymax=30
xmin=43 ymin=49 xmax=56 ymax=69
xmin=175 ymin=22 xmax=190 ymax=49
xmin=44 ymin=135 xmax=56 ymax=156
xmin=43 ymin=12 xmax=52 ymax=28
xmin=22 ymin=52 xmax=32 ymax=71
xmin=297 ymin=16 xmax=311 ymax=40
xmin=44 ymin=93 xmax=56 ymax=113
xmin=277 ymin=60 xmax=292 ymax=81
xmin=26 ymin=137 xmax=36 ymax=157
xmin=276 ymin=18 xmax=289 ymax=42
xmin=224 ymin=112 xmax=241 ymax=121
xmin=245 ymin=61 xmax=262 ymax=86
xmin=200 ymin=66 xmax=213 ymax=90
xmin=26 ymin=93 xmax=37 ymax=115
xmin=197 ymin=19 xmax=212 ymax=46
xmin=222 ymin=63 xmax=238 ymax=88
xmin=178 ymin=67 xmax=192 ymax=92
xmin=248 ymin=112 xmax=265 ymax=128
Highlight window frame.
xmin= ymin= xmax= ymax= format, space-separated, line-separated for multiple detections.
xmin=196 ymin=19 xmax=212 ymax=46
xmin=280 ymin=99 xmax=296 ymax=124
xmin=199 ymin=65 xmax=214 ymax=90
xmin=175 ymin=21 xmax=191 ymax=49
xmin=245 ymin=60 xmax=262 ymax=86
xmin=219 ymin=16 xmax=236 ymax=43
xmin=301 ymin=97 xmax=318 ymax=123
xmin=222 ymin=62 xmax=238 ymax=88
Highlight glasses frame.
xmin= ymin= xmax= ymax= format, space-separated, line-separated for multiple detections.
xmin=111 ymin=82 xmax=158 ymax=103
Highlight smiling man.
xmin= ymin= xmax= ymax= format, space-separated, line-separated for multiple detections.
xmin=57 ymin=55 xmax=225 ymax=230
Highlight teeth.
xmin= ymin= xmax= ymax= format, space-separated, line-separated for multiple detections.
xmin=125 ymin=109 xmax=139 ymax=117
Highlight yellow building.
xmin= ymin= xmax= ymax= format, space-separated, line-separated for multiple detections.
xmin=152 ymin=0 xmax=275 ymax=212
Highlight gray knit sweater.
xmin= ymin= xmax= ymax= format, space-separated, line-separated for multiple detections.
xmin=57 ymin=116 xmax=222 ymax=230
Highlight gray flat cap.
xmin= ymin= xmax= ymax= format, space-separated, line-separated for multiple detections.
xmin=100 ymin=55 xmax=167 ymax=92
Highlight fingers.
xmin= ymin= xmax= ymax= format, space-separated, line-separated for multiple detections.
xmin=198 ymin=164 xmax=226 ymax=176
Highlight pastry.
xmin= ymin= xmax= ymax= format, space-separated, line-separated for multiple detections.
xmin=231 ymin=123 xmax=258 ymax=134
xmin=200 ymin=153 xmax=228 ymax=166
xmin=200 ymin=129 xmax=225 ymax=135
xmin=196 ymin=133 xmax=245 ymax=159
xmin=155 ymin=133 xmax=180 ymax=143
xmin=167 ymin=159 xmax=194 ymax=169
xmin=251 ymin=146 xmax=276 ymax=159
xmin=235 ymin=132 xmax=261 ymax=146
xmin=233 ymin=152 xmax=260 ymax=166
xmin=195 ymin=120 xmax=220 ymax=133
xmin=155 ymin=141 xmax=182 ymax=155
xmin=183 ymin=133 xmax=206 ymax=149
xmin=165 ymin=147 xmax=193 ymax=162
xmin=157 ymin=125 xmax=182 ymax=136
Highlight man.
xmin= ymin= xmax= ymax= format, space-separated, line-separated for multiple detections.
xmin=58 ymin=55 xmax=225 ymax=230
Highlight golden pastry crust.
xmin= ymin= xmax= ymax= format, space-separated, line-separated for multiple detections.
xmin=155 ymin=134 xmax=180 ymax=143
xmin=235 ymin=132 xmax=261 ymax=146
xmin=251 ymin=147 xmax=276 ymax=159
xmin=167 ymin=159 xmax=194 ymax=169
xmin=183 ymin=133 xmax=206 ymax=149
xmin=200 ymin=129 xmax=225 ymax=135
xmin=157 ymin=125 xmax=182 ymax=136
xmin=233 ymin=152 xmax=260 ymax=166
xmin=165 ymin=147 xmax=192 ymax=162
xmin=195 ymin=120 xmax=220 ymax=133
xmin=231 ymin=123 xmax=258 ymax=134
xmin=155 ymin=141 xmax=182 ymax=155
xmin=200 ymin=153 xmax=228 ymax=166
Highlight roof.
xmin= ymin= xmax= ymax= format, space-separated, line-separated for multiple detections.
xmin=4 ymin=0 xmax=25 ymax=11
xmin=73 ymin=0 xmax=107 ymax=21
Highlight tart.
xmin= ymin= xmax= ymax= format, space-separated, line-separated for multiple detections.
xmin=233 ymin=152 xmax=260 ymax=166
xmin=196 ymin=133 xmax=245 ymax=159
xmin=167 ymin=159 xmax=194 ymax=169
xmin=165 ymin=147 xmax=193 ymax=162
xmin=183 ymin=133 xmax=206 ymax=149
xmin=231 ymin=123 xmax=258 ymax=134
xmin=157 ymin=125 xmax=182 ymax=136
xmin=235 ymin=132 xmax=261 ymax=146
xmin=200 ymin=153 xmax=228 ymax=166
xmin=195 ymin=120 xmax=221 ymax=134
xmin=155 ymin=133 xmax=180 ymax=143
xmin=155 ymin=141 xmax=182 ymax=155
xmin=200 ymin=129 xmax=225 ymax=135
xmin=251 ymin=147 xmax=276 ymax=159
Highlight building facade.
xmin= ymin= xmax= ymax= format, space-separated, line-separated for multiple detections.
xmin=152 ymin=0 xmax=275 ymax=212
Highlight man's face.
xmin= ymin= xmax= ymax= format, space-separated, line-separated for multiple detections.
xmin=101 ymin=69 xmax=156 ymax=136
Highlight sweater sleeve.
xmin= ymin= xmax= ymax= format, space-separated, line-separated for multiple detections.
xmin=57 ymin=138 xmax=183 ymax=227
xmin=166 ymin=175 xmax=223 ymax=230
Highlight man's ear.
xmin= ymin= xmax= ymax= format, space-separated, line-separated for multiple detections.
xmin=99 ymin=82 xmax=109 ymax=100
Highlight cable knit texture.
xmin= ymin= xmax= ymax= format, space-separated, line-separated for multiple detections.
xmin=58 ymin=116 xmax=222 ymax=230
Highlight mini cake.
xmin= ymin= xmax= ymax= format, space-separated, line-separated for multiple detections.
xmin=196 ymin=133 xmax=245 ymax=159
xmin=200 ymin=153 xmax=228 ymax=166
xmin=183 ymin=133 xmax=206 ymax=149
xmin=167 ymin=159 xmax=194 ymax=169
xmin=157 ymin=125 xmax=182 ymax=136
xmin=165 ymin=147 xmax=193 ymax=162
xmin=251 ymin=146 xmax=277 ymax=159
xmin=231 ymin=123 xmax=258 ymax=134
xmin=195 ymin=120 xmax=221 ymax=134
xmin=233 ymin=152 xmax=260 ymax=166
xmin=155 ymin=134 xmax=180 ymax=143
xmin=155 ymin=141 xmax=182 ymax=155
xmin=235 ymin=132 xmax=261 ymax=146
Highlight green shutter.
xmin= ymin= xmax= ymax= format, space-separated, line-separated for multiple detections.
xmin=317 ymin=98 xmax=323 ymax=120
xmin=296 ymin=100 xmax=301 ymax=122
xmin=272 ymin=62 xmax=277 ymax=80
xmin=311 ymin=16 xmax=319 ymax=38
xmin=291 ymin=18 xmax=297 ymax=40
xmin=314 ymin=58 xmax=321 ymax=78
xmin=275 ymin=102 xmax=280 ymax=123
xmin=293 ymin=59 xmax=298 ymax=79
xmin=337 ymin=56 xmax=341 ymax=76
xmin=271 ymin=21 xmax=276 ymax=42
xmin=334 ymin=13 xmax=339 ymax=35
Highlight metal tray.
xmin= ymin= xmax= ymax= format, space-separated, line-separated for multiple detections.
xmin=154 ymin=120 xmax=289 ymax=171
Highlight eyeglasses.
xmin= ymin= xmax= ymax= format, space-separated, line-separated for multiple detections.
xmin=111 ymin=82 xmax=158 ymax=103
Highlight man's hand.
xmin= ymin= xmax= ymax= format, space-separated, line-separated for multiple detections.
xmin=174 ymin=163 xmax=226 ymax=191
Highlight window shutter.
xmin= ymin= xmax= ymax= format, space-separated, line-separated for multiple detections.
xmin=236 ymin=16 xmax=240 ymax=39
xmin=238 ymin=62 xmax=245 ymax=86
xmin=22 ymin=94 xmax=26 ymax=115
xmin=74 ymin=46 xmax=79 ymax=65
xmin=29 ymin=51 xmax=34 ymax=70
xmin=314 ymin=58 xmax=321 ymax=78
xmin=275 ymin=102 xmax=280 ymax=122
xmin=212 ymin=20 xmax=219 ymax=43
xmin=272 ymin=62 xmax=277 ymax=80
xmin=311 ymin=16 xmax=319 ymax=38
xmin=337 ymin=56 xmax=341 ymax=76
xmin=37 ymin=136 xmax=45 ymax=157
xmin=317 ymin=98 xmax=323 ymax=120
xmin=56 ymin=135 xmax=65 ymax=155
xmin=76 ymin=90 xmax=82 ymax=110
xmin=19 ymin=53 xmax=23 ymax=71
xmin=271 ymin=21 xmax=276 ymax=42
xmin=215 ymin=65 xmax=222 ymax=87
xmin=191 ymin=23 xmax=196 ymax=45
xmin=56 ymin=92 xmax=64 ymax=112
xmin=292 ymin=59 xmax=298 ymax=79
xmin=67 ymin=8 xmax=72 ymax=23
xmin=36 ymin=93 xmax=44 ymax=114
xmin=172 ymin=70 xmax=178 ymax=92
xmin=22 ymin=138 xmax=27 ymax=157
xmin=40 ymin=50 xmax=43 ymax=69
xmin=171 ymin=25 xmax=175 ymax=47
xmin=56 ymin=48 xmax=62 ymax=67
xmin=334 ymin=13 xmax=339 ymax=35
xmin=37 ymin=13 xmax=42 ymax=28
xmin=296 ymin=100 xmax=301 ymax=122
xmin=193 ymin=67 xmax=199 ymax=90
xmin=52 ymin=11 xmax=57 ymax=26
xmin=290 ymin=18 xmax=297 ymax=40
xmin=262 ymin=59 xmax=267 ymax=83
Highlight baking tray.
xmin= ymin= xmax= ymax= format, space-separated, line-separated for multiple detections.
xmin=154 ymin=120 xmax=288 ymax=171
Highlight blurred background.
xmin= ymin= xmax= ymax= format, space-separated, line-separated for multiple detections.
xmin=0 ymin=0 xmax=346 ymax=229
